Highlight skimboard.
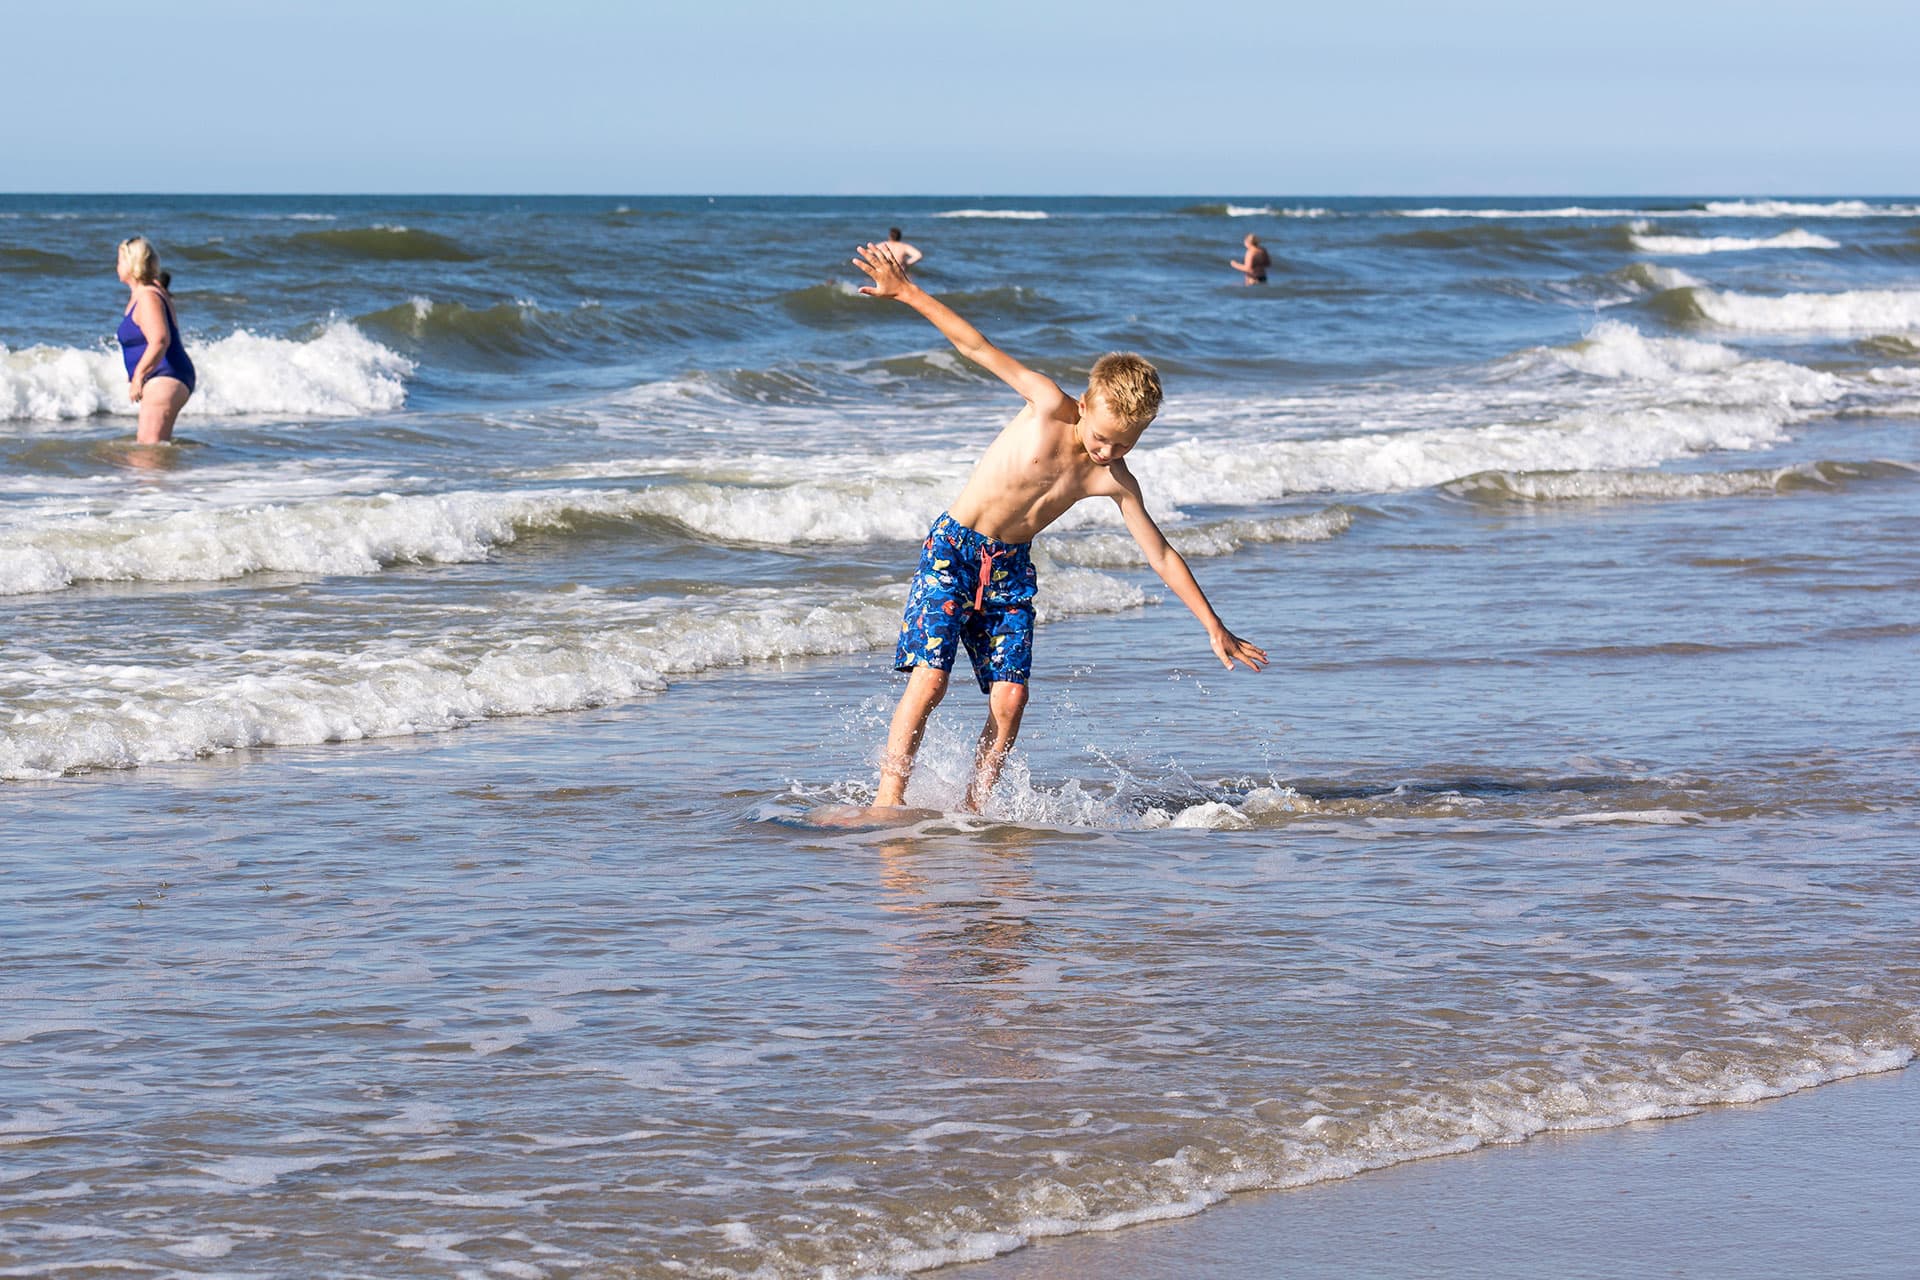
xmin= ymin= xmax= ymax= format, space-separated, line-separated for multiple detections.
xmin=785 ymin=804 xmax=949 ymax=832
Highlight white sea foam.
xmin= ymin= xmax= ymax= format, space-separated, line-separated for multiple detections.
xmin=0 ymin=321 xmax=412 ymax=421
xmin=0 ymin=324 xmax=1848 ymax=597
xmin=1143 ymin=410 xmax=1785 ymax=506
xmin=1396 ymin=206 xmax=1651 ymax=219
xmin=0 ymin=477 xmax=963 ymax=595
xmin=1397 ymin=201 xmax=1920 ymax=219
xmin=0 ymin=572 xmax=1144 ymax=778
xmin=1697 ymin=199 xmax=1920 ymax=218
xmin=1442 ymin=460 xmax=1914 ymax=504
xmin=1629 ymin=228 xmax=1839 ymax=255
xmin=933 ymin=209 xmax=1049 ymax=220
xmin=1048 ymin=507 xmax=1352 ymax=567
xmin=1222 ymin=205 xmax=1328 ymax=218
xmin=860 ymin=1044 xmax=1914 ymax=1277
xmin=1547 ymin=320 xmax=1740 ymax=379
xmin=1686 ymin=288 xmax=1920 ymax=334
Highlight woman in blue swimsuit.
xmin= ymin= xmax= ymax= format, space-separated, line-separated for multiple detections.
xmin=115 ymin=236 xmax=196 ymax=443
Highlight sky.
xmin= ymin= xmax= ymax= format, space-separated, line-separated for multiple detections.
xmin=4 ymin=0 xmax=1915 ymax=194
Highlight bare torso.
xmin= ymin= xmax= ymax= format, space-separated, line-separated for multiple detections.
xmin=945 ymin=403 xmax=1123 ymax=543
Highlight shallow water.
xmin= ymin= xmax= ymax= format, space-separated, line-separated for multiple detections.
xmin=3 ymin=195 xmax=1919 ymax=1276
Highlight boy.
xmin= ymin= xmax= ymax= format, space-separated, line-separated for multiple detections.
xmin=852 ymin=242 xmax=1267 ymax=813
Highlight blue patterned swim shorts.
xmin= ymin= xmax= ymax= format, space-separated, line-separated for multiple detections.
xmin=893 ymin=512 xmax=1037 ymax=693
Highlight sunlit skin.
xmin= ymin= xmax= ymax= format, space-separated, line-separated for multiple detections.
xmin=1230 ymin=233 xmax=1270 ymax=285
xmin=116 ymin=253 xmax=192 ymax=444
xmin=851 ymin=243 xmax=1267 ymax=813
xmin=886 ymin=228 xmax=924 ymax=265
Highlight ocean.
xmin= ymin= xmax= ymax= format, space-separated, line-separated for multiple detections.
xmin=3 ymin=194 xmax=1917 ymax=1276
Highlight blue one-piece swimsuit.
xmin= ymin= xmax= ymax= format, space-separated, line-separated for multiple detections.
xmin=117 ymin=292 xmax=196 ymax=393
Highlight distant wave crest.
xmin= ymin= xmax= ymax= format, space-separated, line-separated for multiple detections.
xmin=288 ymin=225 xmax=478 ymax=261
xmin=1180 ymin=203 xmax=1329 ymax=218
xmin=1629 ymin=228 xmax=1839 ymax=255
xmin=932 ymin=209 xmax=1048 ymax=220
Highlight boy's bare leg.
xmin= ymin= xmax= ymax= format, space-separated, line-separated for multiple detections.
xmin=962 ymin=681 xmax=1029 ymax=812
xmin=876 ymin=666 xmax=950 ymax=807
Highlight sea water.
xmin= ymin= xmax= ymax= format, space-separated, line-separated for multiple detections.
xmin=2 ymin=195 xmax=1917 ymax=1276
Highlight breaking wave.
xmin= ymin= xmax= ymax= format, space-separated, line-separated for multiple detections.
xmin=0 ymin=321 xmax=413 ymax=421
xmin=0 ymin=571 xmax=1145 ymax=779
xmin=1628 ymin=228 xmax=1839 ymax=255
xmin=1048 ymin=507 xmax=1354 ymax=566
xmin=1675 ymin=288 xmax=1920 ymax=333
xmin=1442 ymin=459 xmax=1919 ymax=504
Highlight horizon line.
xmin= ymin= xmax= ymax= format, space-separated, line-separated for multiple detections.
xmin=5 ymin=191 xmax=1918 ymax=200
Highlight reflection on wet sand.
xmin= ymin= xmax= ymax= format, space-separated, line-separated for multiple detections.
xmin=875 ymin=824 xmax=1054 ymax=1081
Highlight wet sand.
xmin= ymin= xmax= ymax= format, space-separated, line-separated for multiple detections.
xmin=957 ymin=1065 xmax=1917 ymax=1279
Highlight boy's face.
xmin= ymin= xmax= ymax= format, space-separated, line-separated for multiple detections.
xmin=1077 ymin=394 xmax=1148 ymax=467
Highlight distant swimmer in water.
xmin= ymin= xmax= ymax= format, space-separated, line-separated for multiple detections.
xmin=115 ymin=236 xmax=196 ymax=444
xmin=887 ymin=227 xmax=924 ymax=266
xmin=1230 ymin=233 xmax=1270 ymax=285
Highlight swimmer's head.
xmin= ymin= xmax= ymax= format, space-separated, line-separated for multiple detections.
xmin=1245 ymin=233 xmax=1262 ymax=247
xmin=889 ymin=227 xmax=904 ymax=241
xmin=117 ymin=236 xmax=161 ymax=286
xmin=1078 ymin=352 xmax=1162 ymax=465
xmin=158 ymin=270 xmax=172 ymax=291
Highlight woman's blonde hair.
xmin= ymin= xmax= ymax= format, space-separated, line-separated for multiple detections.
xmin=118 ymin=236 xmax=160 ymax=285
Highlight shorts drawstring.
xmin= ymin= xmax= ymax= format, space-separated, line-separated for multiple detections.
xmin=973 ymin=545 xmax=1005 ymax=613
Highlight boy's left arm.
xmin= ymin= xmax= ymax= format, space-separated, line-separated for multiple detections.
xmin=1109 ymin=467 xmax=1268 ymax=672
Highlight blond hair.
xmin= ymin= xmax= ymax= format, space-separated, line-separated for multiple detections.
xmin=1087 ymin=352 xmax=1162 ymax=426
xmin=118 ymin=236 xmax=160 ymax=285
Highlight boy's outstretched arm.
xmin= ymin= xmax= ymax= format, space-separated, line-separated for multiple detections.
xmin=852 ymin=243 xmax=1070 ymax=413
xmin=1110 ymin=465 xmax=1268 ymax=672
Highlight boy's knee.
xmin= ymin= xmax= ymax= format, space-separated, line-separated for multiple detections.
xmin=989 ymin=681 xmax=1028 ymax=723
xmin=906 ymin=666 xmax=950 ymax=707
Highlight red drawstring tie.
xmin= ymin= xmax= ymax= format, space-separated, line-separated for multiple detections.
xmin=973 ymin=545 xmax=1006 ymax=613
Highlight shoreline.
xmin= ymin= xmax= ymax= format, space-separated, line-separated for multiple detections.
xmin=952 ymin=1064 xmax=1917 ymax=1279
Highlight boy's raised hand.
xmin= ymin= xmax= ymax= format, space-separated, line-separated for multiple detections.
xmin=853 ymin=243 xmax=912 ymax=298
xmin=1211 ymin=628 xmax=1268 ymax=672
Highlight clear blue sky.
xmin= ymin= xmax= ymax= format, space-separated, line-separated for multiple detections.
xmin=7 ymin=0 xmax=1914 ymax=193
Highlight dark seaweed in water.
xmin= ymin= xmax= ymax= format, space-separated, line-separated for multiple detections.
xmin=779 ymin=281 xmax=1060 ymax=330
xmin=0 ymin=247 xmax=81 ymax=275
xmin=289 ymin=226 xmax=478 ymax=261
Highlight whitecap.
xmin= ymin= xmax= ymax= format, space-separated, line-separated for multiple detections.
xmin=1629 ymin=228 xmax=1839 ymax=254
xmin=1687 ymin=288 xmax=1920 ymax=333
xmin=933 ymin=209 xmax=1049 ymax=220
